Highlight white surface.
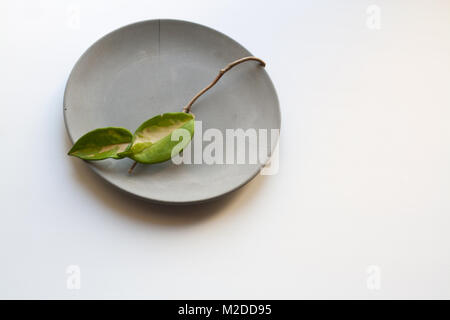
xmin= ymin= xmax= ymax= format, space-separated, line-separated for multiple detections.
xmin=1 ymin=0 xmax=450 ymax=299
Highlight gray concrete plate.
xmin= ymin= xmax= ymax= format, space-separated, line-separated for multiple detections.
xmin=64 ymin=19 xmax=280 ymax=204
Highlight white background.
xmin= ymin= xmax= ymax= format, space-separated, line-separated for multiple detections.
xmin=1 ymin=0 xmax=449 ymax=299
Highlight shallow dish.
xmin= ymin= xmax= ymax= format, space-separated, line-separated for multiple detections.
xmin=64 ymin=19 xmax=280 ymax=204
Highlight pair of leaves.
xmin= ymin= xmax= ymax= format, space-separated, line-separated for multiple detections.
xmin=68 ymin=112 xmax=195 ymax=164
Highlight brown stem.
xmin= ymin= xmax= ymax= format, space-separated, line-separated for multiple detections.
xmin=182 ymin=56 xmax=266 ymax=113
xmin=128 ymin=56 xmax=266 ymax=174
xmin=128 ymin=161 xmax=137 ymax=174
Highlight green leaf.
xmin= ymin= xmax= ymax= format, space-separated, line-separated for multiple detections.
xmin=68 ymin=127 xmax=133 ymax=160
xmin=120 ymin=112 xmax=195 ymax=164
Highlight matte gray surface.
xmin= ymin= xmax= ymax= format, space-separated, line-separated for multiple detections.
xmin=64 ymin=19 xmax=280 ymax=204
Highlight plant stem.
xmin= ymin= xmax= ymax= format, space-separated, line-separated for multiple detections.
xmin=128 ymin=161 xmax=138 ymax=174
xmin=128 ymin=56 xmax=266 ymax=174
xmin=182 ymin=56 xmax=266 ymax=113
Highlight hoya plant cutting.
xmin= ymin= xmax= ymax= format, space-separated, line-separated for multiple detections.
xmin=68 ymin=56 xmax=266 ymax=173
